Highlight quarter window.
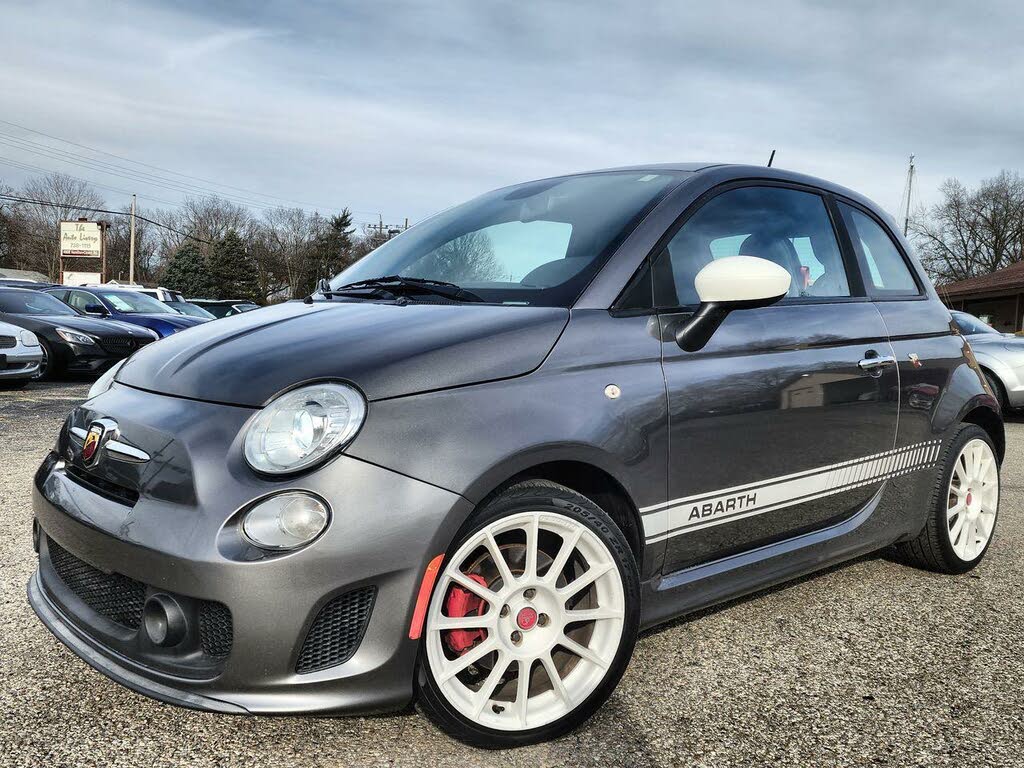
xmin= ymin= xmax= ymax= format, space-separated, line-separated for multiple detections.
xmin=838 ymin=203 xmax=919 ymax=296
xmin=653 ymin=186 xmax=850 ymax=308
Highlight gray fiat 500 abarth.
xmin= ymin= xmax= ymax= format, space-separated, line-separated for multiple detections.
xmin=29 ymin=164 xmax=1002 ymax=748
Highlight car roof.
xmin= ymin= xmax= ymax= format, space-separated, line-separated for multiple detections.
xmin=561 ymin=162 xmax=888 ymax=222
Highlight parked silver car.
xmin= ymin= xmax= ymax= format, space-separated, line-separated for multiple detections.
xmin=951 ymin=310 xmax=1024 ymax=410
xmin=0 ymin=318 xmax=43 ymax=386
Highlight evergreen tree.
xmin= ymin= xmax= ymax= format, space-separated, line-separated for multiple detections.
xmin=209 ymin=229 xmax=262 ymax=301
xmin=161 ymin=242 xmax=214 ymax=297
xmin=296 ymin=209 xmax=357 ymax=296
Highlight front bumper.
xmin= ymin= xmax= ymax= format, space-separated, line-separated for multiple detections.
xmin=1 ymin=347 xmax=42 ymax=379
xmin=28 ymin=383 xmax=472 ymax=715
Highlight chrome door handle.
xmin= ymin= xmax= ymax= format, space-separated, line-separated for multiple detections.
xmin=858 ymin=355 xmax=896 ymax=373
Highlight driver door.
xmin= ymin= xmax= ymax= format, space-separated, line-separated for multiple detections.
xmin=648 ymin=184 xmax=901 ymax=573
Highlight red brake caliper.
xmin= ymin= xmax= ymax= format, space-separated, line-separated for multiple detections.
xmin=443 ymin=574 xmax=489 ymax=654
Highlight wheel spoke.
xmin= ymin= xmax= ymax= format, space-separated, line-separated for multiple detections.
xmin=470 ymin=651 xmax=511 ymax=718
xmin=514 ymin=659 xmax=532 ymax=727
xmin=541 ymin=651 xmax=571 ymax=706
xmin=559 ymin=634 xmax=609 ymax=669
xmin=545 ymin=527 xmax=583 ymax=585
xmin=949 ymin=513 xmax=966 ymax=544
xmin=557 ymin=561 xmax=614 ymax=599
xmin=431 ymin=614 xmax=493 ymax=632
xmin=521 ymin=514 xmax=540 ymax=582
xmin=564 ymin=606 xmax=623 ymax=624
xmin=447 ymin=570 xmax=498 ymax=606
xmin=947 ymin=502 xmax=965 ymax=520
xmin=438 ymin=638 xmax=497 ymax=683
xmin=483 ymin=531 xmax=516 ymax=590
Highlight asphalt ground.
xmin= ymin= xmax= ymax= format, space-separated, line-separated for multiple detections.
xmin=2 ymin=381 xmax=1023 ymax=767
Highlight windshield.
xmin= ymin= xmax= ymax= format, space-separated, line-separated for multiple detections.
xmin=331 ymin=171 xmax=680 ymax=306
xmin=0 ymin=290 xmax=78 ymax=315
xmin=169 ymin=301 xmax=216 ymax=319
xmin=953 ymin=312 xmax=999 ymax=335
xmin=97 ymin=290 xmax=175 ymax=314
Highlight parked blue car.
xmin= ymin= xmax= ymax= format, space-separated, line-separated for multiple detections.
xmin=44 ymin=286 xmax=208 ymax=338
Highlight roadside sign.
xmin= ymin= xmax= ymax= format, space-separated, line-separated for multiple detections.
xmin=60 ymin=221 xmax=102 ymax=258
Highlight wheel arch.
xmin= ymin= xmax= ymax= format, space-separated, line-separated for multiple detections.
xmin=471 ymin=459 xmax=645 ymax=570
xmin=962 ymin=404 xmax=1005 ymax=463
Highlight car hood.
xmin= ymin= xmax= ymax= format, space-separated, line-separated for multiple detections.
xmin=117 ymin=300 xmax=569 ymax=406
xmin=0 ymin=313 xmax=154 ymax=338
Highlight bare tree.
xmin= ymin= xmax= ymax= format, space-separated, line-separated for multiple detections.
xmin=408 ymin=230 xmax=502 ymax=283
xmin=912 ymin=171 xmax=1024 ymax=284
xmin=15 ymin=173 xmax=105 ymax=279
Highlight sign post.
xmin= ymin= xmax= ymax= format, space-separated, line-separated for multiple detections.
xmin=59 ymin=220 xmax=106 ymax=285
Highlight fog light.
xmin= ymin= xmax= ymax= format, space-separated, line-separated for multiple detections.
xmin=241 ymin=492 xmax=330 ymax=550
xmin=143 ymin=594 xmax=187 ymax=647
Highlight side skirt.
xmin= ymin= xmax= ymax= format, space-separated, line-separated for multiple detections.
xmin=638 ymin=483 xmax=897 ymax=630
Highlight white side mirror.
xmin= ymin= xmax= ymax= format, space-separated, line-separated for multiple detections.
xmin=694 ymin=255 xmax=791 ymax=305
xmin=676 ymin=255 xmax=792 ymax=352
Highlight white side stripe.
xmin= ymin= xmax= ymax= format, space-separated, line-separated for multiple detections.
xmin=642 ymin=440 xmax=942 ymax=544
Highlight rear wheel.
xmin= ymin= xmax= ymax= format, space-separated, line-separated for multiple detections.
xmin=894 ymin=424 xmax=999 ymax=573
xmin=416 ymin=480 xmax=640 ymax=748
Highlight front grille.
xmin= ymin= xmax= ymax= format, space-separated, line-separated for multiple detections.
xmin=198 ymin=602 xmax=233 ymax=658
xmin=0 ymin=335 xmax=15 ymax=349
xmin=296 ymin=587 xmax=376 ymax=674
xmin=99 ymin=335 xmax=139 ymax=355
xmin=65 ymin=465 xmax=139 ymax=506
xmin=48 ymin=538 xmax=146 ymax=628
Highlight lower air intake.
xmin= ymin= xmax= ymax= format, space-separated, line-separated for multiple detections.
xmin=296 ymin=586 xmax=376 ymax=674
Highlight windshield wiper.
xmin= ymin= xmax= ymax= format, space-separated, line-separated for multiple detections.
xmin=304 ymin=277 xmax=399 ymax=304
xmin=332 ymin=275 xmax=484 ymax=303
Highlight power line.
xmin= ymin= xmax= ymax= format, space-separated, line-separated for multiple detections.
xmin=0 ymin=118 xmax=383 ymax=216
xmin=0 ymin=132 xmax=282 ymax=210
xmin=0 ymin=154 xmax=185 ymax=207
xmin=0 ymin=193 xmax=213 ymax=245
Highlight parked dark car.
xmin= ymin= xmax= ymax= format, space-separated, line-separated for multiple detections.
xmin=189 ymin=298 xmax=260 ymax=318
xmin=29 ymin=164 xmax=1002 ymax=747
xmin=0 ymin=287 xmax=157 ymax=378
xmin=44 ymin=286 xmax=208 ymax=338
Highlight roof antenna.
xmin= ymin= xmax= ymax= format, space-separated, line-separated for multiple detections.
xmin=767 ymin=149 xmax=776 ymax=168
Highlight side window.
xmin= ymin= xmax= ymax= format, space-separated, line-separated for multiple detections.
xmin=66 ymin=290 xmax=93 ymax=312
xmin=653 ymin=186 xmax=850 ymax=308
xmin=838 ymin=203 xmax=919 ymax=297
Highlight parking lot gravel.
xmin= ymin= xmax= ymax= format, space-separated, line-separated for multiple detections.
xmin=2 ymin=382 xmax=1023 ymax=767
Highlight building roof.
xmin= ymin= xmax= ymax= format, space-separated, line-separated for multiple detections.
xmin=0 ymin=267 xmax=49 ymax=282
xmin=938 ymin=261 xmax=1024 ymax=299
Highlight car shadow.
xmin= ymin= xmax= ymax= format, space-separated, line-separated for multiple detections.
xmin=639 ymin=551 xmax=881 ymax=640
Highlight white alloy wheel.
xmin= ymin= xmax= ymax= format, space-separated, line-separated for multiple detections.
xmin=425 ymin=510 xmax=626 ymax=732
xmin=947 ymin=438 xmax=999 ymax=561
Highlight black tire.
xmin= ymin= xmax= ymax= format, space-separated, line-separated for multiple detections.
xmin=893 ymin=424 xmax=1000 ymax=574
xmin=416 ymin=479 xmax=641 ymax=749
xmin=984 ymin=371 xmax=1007 ymax=412
xmin=35 ymin=338 xmax=57 ymax=380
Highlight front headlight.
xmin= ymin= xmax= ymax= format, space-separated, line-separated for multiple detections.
xmin=19 ymin=330 xmax=39 ymax=347
xmin=55 ymin=327 xmax=97 ymax=345
xmin=241 ymin=492 xmax=330 ymax=550
xmin=88 ymin=359 xmax=126 ymax=399
xmin=244 ymin=382 xmax=366 ymax=474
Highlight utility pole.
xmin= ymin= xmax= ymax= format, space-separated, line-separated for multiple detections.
xmin=129 ymin=194 xmax=137 ymax=285
xmin=902 ymin=155 xmax=915 ymax=237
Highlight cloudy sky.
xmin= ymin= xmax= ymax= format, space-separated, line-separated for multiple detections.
xmin=1 ymin=0 xmax=1023 ymax=226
